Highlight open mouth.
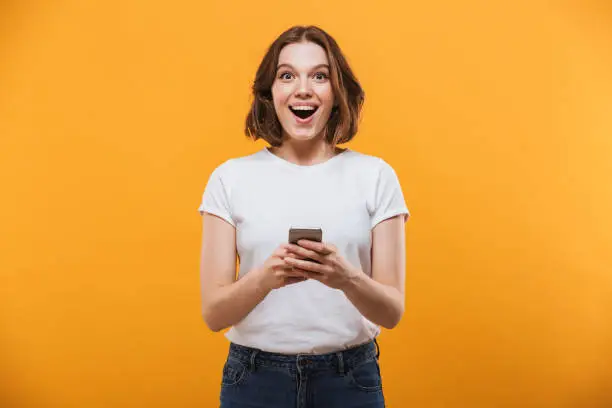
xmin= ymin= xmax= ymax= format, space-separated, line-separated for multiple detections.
xmin=289 ymin=106 xmax=318 ymax=120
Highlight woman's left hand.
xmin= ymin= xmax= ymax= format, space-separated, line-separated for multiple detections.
xmin=284 ymin=240 xmax=361 ymax=290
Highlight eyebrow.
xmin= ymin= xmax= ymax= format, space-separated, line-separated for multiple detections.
xmin=276 ymin=63 xmax=330 ymax=71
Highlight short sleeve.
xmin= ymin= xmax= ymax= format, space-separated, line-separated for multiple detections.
xmin=370 ymin=160 xmax=410 ymax=228
xmin=197 ymin=164 xmax=235 ymax=227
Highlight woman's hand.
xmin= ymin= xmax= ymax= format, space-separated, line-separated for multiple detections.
xmin=284 ymin=240 xmax=361 ymax=290
xmin=255 ymin=244 xmax=308 ymax=291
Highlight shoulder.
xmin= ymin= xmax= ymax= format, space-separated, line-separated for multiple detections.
xmin=341 ymin=150 xmax=405 ymax=198
xmin=209 ymin=149 xmax=268 ymax=178
xmin=342 ymin=149 xmax=397 ymax=175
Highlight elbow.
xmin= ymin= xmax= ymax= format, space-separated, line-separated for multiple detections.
xmin=203 ymin=317 xmax=224 ymax=332
xmin=209 ymin=325 xmax=224 ymax=333
xmin=202 ymin=313 xmax=224 ymax=332
xmin=380 ymin=302 xmax=404 ymax=330
xmin=202 ymin=306 xmax=225 ymax=333
xmin=380 ymin=315 xmax=401 ymax=330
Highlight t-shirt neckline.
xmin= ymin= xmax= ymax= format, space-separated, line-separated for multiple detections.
xmin=263 ymin=147 xmax=351 ymax=169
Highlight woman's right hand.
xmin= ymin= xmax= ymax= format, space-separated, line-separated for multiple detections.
xmin=255 ymin=244 xmax=307 ymax=291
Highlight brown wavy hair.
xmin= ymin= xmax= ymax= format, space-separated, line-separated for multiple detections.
xmin=245 ymin=25 xmax=365 ymax=147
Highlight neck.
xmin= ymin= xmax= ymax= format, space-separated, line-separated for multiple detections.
xmin=269 ymin=138 xmax=343 ymax=166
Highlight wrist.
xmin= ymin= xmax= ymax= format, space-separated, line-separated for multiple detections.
xmin=341 ymin=268 xmax=366 ymax=293
xmin=250 ymin=267 xmax=272 ymax=294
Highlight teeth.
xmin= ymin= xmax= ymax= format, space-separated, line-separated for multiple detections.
xmin=291 ymin=106 xmax=316 ymax=111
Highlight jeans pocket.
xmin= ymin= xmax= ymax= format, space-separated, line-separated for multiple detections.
xmin=221 ymin=357 xmax=247 ymax=387
xmin=348 ymin=358 xmax=383 ymax=392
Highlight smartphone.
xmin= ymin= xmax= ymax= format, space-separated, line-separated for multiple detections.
xmin=288 ymin=227 xmax=323 ymax=264
xmin=288 ymin=227 xmax=323 ymax=245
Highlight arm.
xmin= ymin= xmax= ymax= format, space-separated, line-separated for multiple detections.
xmin=342 ymin=215 xmax=406 ymax=329
xmin=285 ymin=214 xmax=407 ymax=329
xmin=199 ymin=213 xmax=270 ymax=332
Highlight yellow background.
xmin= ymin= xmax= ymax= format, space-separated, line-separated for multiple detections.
xmin=2 ymin=1 xmax=611 ymax=407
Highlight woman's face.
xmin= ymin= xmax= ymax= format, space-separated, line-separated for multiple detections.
xmin=271 ymin=41 xmax=335 ymax=143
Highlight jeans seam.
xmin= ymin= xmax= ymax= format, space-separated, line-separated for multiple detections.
xmin=221 ymin=357 xmax=248 ymax=388
xmin=347 ymin=358 xmax=383 ymax=392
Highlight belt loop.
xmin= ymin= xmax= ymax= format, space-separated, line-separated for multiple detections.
xmin=374 ymin=338 xmax=380 ymax=360
xmin=336 ymin=351 xmax=345 ymax=375
xmin=249 ymin=349 xmax=259 ymax=372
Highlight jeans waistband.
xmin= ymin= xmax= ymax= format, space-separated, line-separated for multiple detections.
xmin=227 ymin=339 xmax=380 ymax=374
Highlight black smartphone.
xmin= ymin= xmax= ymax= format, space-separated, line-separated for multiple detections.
xmin=288 ymin=228 xmax=323 ymax=264
xmin=288 ymin=227 xmax=323 ymax=244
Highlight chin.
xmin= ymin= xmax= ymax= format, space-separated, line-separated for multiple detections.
xmin=296 ymin=134 xmax=317 ymax=140
xmin=289 ymin=127 xmax=327 ymax=140
xmin=286 ymin=132 xmax=317 ymax=141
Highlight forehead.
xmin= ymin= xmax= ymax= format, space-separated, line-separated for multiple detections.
xmin=277 ymin=41 xmax=329 ymax=69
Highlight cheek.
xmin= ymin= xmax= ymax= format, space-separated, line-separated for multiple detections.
xmin=272 ymin=84 xmax=292 ymax=108
xmin=318 ymin=85 xmax=335 ymax=106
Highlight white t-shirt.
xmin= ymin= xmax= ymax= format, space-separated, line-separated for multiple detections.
xmin=198 ymin=147 xmax=409 ymax=354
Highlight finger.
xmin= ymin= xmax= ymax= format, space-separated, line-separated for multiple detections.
xmin=283 ymin=268 xmax=307 ymax=278
xmin=284 ymin=257 xmax=332 ymax=274
xmin=297 ymin=240 xmax=335 ymax=255
xmin=278 ymin=263 xmax=307 ymax=276
xmin=273 ymin=258 xmax=292 ymax=268
xmin=273 ymin=244 xmax=292 ymax=258
xmin=286 ymin=251 xmax=307 ymax=260
xmin=284 ymin=276 xmax=307 ymax=285
xmin=291 ymin=267 xmax=322 ymax=282
xmin=286 ymin=244 xmax=324 ymax=263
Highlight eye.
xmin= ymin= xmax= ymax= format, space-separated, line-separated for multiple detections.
xmin=279 ymin=71 xmax=294 ymax=80
xmin=314 ymin=72 xmax=329 ymax=81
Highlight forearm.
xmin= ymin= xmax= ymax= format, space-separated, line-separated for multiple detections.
xmin=202 ymin=268 xmax=269 ymax=332
xmin=342 ymin=272 xmax=404 ymax=329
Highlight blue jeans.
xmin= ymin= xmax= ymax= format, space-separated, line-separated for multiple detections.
xmin=219 ymin=339 xmax=385 ymax=408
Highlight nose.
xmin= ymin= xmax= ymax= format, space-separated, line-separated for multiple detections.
xmin=295 ymin=77 xmax=313 ymax=98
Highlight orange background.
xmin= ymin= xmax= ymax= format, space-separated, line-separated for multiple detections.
xmin=1 ymin=1 xmax=611 ymax=407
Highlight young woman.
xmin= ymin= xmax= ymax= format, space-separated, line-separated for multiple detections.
xmin=198 ymin=25 xmax=409 ymax=408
